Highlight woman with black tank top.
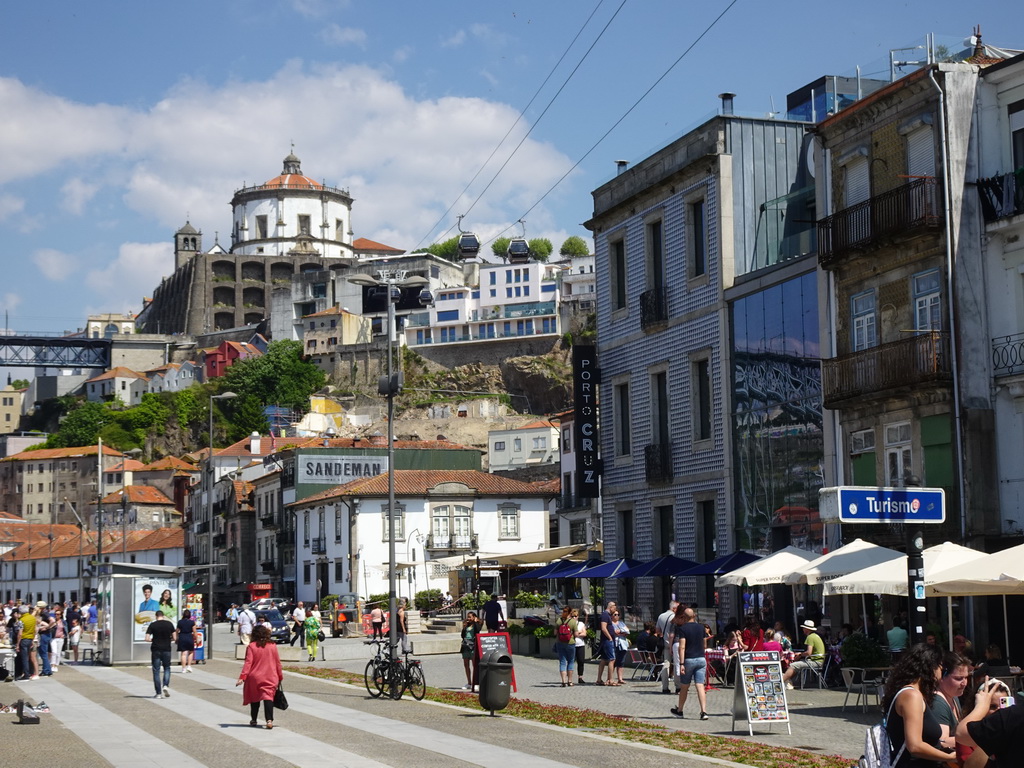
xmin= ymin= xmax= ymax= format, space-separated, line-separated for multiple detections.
xmin=882 ymin=643 xmax=956 ymax=768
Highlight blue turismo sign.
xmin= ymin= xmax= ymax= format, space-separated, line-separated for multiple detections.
xmin=819 ymin=486 xmax=946 ymax=524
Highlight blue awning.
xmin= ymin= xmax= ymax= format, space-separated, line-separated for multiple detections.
xmin=675 ymin=551 xmax=761 ymax=577
xmin=618 ymin=555 xmax=701 ymax=579
xmin=514 ymin=559 xmax=585 ymax=580
xmin=571 ymin=557 xmax=644 ymax=579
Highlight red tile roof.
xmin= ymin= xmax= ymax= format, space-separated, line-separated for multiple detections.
xmin=85 ymin=366 xmax=148 ymax=384
xmin=353 ymin=237 xmax=404 ymax=253
xmin=519 ymin=420 xmax=558 ymax=430
xmin=107 ymin=459 xmax=147 ymax=472
xmin=143 ymin=456 xmax=197 ymax=472
xmin=290 ymin=469 xmax=558 ymax=506
xmin=233 ymin=480 xmax=254 ymax=506
xmin=263 ymin=173 xmax=323 ymax=190
xmin=0 ymin=525 xmax=184 ymax=561
xmin=304 ymin=305 xmax=357 ymax=319
xmin=100 ymin=485 xmax=174 ymax=505
xmin=2 ymin=445 xmax=122 ymax=462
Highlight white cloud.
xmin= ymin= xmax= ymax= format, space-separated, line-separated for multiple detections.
xmin=33 ymin=248 xmax=76 ymax=282
xmin=84 ymin=242 xmax=174 ymax=313
xmin=60 ymin=178 xmax=100 ymax=216
xmin=0 ymin=193 xmax=25 ymax=223
xmin=392 ymin=46 xmax=412 ymax=64
xmin=1 ymin=293 xmax=22 ymax=315
xmin=288 ymin=0 xmax=351 ymax=18
xmin=320 ymin=24 xmax=367 ymax=46
xmin=441 ymin=30 xmax=466 ymax=48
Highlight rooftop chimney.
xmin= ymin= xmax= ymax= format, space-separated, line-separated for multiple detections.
xmin=249 ymin=431 xmax=261 ymax=454
xmin=615 ymin=160 xmax=628 ymax=175
xmin=719 ymin=92 xmax=736 ymax=115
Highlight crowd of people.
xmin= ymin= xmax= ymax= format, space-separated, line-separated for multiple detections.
xmin=1 ymin=598 xmax=98 ymax=680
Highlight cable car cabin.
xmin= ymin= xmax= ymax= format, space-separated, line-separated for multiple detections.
xmin=418 ymin=288 xmax=434 ymax=306
xmin=507 ymin=238 xmax=531 ymax=263
xmin=457 ymin=232 xmax=480 ymax=257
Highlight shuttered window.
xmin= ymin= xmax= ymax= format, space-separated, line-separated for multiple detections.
xmin=906 ymin=127 xmax=935 ymax=178
xmin=844 ymin=156 xmax=869 ymax=206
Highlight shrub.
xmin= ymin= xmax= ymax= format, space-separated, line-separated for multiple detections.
xmin=840 ymin=632 xmax=888 ymax=667
xmin=414 ymin=588 xmax=444 ymax=612
xmin=513 ymin=591 xmax=548 ymax=609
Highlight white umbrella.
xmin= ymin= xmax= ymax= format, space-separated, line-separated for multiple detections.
xmin=784 ymin=538 xmax=903 ymax=586
xmin=927 ymin=542 xmax=1024 ymax=596
xmin=822 ymin=542 xmax=987 ymax=597
xmin=715 ymin=546 xmax=817 ymax=587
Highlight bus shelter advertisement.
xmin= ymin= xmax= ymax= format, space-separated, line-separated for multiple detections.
xmin=133 ymin=576 xmax=181 ymax=642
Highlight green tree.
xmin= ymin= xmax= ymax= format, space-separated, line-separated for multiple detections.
xmin=223 ymin=339 xmax=326 ymax=408
xmin=10 ymin=379 xmax=30 ymax=390
xmin=227 ymin=393 xmax=270 ymax=442
xmin=173 ymin=388 xmax=205 ymax=432
xmin=45 ymin=400 xmax=109 ymax=448
xmin=528 ymin=238 xmax=553 ymax=262
xmin=491 ymin=237 xmax=511 ymax=260
xmin=559 ymin=236 xmax=590 ymax=258
xmin=424 ymin=236 xmax=460 ymax=260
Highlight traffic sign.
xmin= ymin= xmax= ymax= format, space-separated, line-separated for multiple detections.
xmin=819 ymin=486 xmax=946 ymax=524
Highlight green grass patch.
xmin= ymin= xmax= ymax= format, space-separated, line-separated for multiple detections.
xmin=295 ymin=667 xmax=851 ymax=768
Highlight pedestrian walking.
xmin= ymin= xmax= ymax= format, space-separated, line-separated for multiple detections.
xmin=289 ymin=602 xmax=306 ymax=648
xmin=50 ymin=605 xmax=66 ymax=670
xmin=145 ymin=610 xmax=177 ymax=698
xmin=572 ymin=609 xmax=589 ymax=684
xmin=555 ymin=605 xmax=578 ymax=687
xmin=236 ymin=624 xmax=283 ymax=730
xmin=482 ymin=594 xmax=505 ymax=632
xmin=177 ymin=609 xmax=196 ymax=673
xmin=227 ymin=603 xmax=239 ymax=632
xmin=370 ymin=604 xmax=384 ymax=639
xmin=595 ymin=601 xmax=619 ymax=686
xmin=304 ymin=608 xmax=322 ymax=662
xmin=237 ymin=604 xmax=256 ymax=645
xmin=460 ymin=612 xmax=482 ymax=691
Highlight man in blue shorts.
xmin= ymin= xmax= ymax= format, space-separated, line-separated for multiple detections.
xmin=596 ymin=601 xmax=618 ymax=685
xmin=671 ymin=607 xmax=709 ymax=719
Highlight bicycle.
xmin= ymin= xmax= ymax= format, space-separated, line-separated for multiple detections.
xmin=378 ymin=648 xmax=427 ymax=700
xmin=363 ymin=639 xmax=390 ymax=698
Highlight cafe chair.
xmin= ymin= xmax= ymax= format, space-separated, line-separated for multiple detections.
xmin=627 ymin=648 xmax=658 ymax=680
xmin=842 ymin=667 xmax=881 ymax=712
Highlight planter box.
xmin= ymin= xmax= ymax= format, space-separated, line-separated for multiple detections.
xmin=510 ymin=634 xmax=539 ymax=656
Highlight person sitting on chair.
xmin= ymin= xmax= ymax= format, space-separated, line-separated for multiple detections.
xmin=782 ymin=620 xmax=825 ymax=690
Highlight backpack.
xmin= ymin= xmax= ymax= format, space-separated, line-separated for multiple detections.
xmin=859 ymin=686 xmax=913 ymax=768
xmin=556 ymin=619 xmax=574 ymax=643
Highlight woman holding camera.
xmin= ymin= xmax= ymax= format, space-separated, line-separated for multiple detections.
xmin=460 ymin=612 xmax=482 ymax=691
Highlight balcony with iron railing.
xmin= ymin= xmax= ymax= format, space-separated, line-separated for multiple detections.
xmin=821 ymin=331 xmax=950 ymax=407
xmin=817 ymin=178 xmax=941 ymax=267
xmin=991 ymin=332 xmax=1024 ymax=377
xmin=977 ymin=170 xmax=1024 ymax=225
xmin=426 ymin=533 xmax=478 ymax=551
xmin=260 ymin=560 xmax=279 ymax=574
xmin=558 ymin=493 xmax=593 ymax=511
xmin=640 ymin=287 xmax=668 ymax=330
xmin=311 ymin=537 xmax=326 ymax=554
xmin=212 ymin=533 xmax=226 ymax=548
xmin=259 ymin=512 xmax=277 ymax=529
xmin=644 ymin=442 xmax=674 ymax=484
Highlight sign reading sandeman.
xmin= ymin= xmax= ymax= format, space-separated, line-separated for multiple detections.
xmin=298 ymin=455 xmax=390 ymax=485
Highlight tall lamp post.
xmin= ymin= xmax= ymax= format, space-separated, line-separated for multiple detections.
xmin=207 ymin=391 xmax=237 ymax=659
xmin=347 ymin=270 xmax=429 ymax=661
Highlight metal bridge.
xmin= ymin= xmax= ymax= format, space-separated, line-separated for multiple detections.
xmin=0 ymin=334 xmax=111 ymax=369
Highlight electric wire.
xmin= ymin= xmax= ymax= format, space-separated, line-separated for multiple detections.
xmin=414 ymin=0 xmax=623 ymax=251
xmin=487 ymin=0 xmax=741 ymax=246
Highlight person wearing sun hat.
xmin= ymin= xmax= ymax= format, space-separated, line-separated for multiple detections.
xmin=781 ymin=619 xmax=825 ymax=690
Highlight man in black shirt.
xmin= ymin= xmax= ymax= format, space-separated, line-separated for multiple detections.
xmin=145 ymin=610 xmax=177 ymax=699
xmin=671 ymin=608 xmax=710 ymax=720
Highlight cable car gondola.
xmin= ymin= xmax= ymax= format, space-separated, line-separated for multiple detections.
xmin=457 ymin=232 xmax=480 ymax=258
xmin=507 ymin=237 xmax=530 ymax=263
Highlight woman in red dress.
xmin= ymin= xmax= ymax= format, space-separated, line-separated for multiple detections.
xmin=741 ymin=615 xmax=764 ymax=652
xmin=236 ymin=624 xmax=283 ymax=729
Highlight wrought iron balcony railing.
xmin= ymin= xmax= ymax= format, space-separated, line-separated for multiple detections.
xmin=311 ymin=537 xmax=327 ymax=554
xmin=558 ymin=493 xmax=593 ymax=511
xmin=821 ymin=331 xmax=950 ymax=406
xmin=644 ymin=442 xmax=674 ymax=483
xmin=992 ymin=332 xmax=1024 ymax=376
xmin=640 ymin=288 xmax=668 ymax=330
xmin=212 ymin=533 xmax=226 ymax=548
xmin=426 ymin=533 xmax=478 ymax=551
xmin=818 ymin=178 xmax=941 ymax=267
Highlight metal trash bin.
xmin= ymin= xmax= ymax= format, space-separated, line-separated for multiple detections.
xmin=478 ymin=650 xmax=514 ymax=714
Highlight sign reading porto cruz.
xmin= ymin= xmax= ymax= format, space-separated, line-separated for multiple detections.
xmin=819 ymin=486 xmax=946 ymax=524
xmin=573 ymin=345 xmax=600 ymax=497
xmin=298 ymin=455 xmax=389 ymax=485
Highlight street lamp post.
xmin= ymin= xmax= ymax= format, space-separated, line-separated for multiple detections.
xmin=347 ymin=270 xmax=429 ymax=662
xmin=207 ymin=391 xmax=238 ymax=659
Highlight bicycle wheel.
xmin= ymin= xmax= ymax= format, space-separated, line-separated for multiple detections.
xmin=407 ymin=663 xmax=426 ymax=700
xmin=385 ymin=660 xmax=406 ymax=699
xmin=364 ymin=658 xmax=383 ymax=698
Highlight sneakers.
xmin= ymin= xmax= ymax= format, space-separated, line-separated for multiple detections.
xmin=29 ymin=675 xmax=39 ymax=681
xmin=36 ymin=701 xmax=50 ymax=713
xmin=785 ymin=682 xmax=795 ymax=690
xmin=700 ymin=711 xmax=709 ymax=721
xmin=670 ymin=706 xmax=684 ymax=717
xmin=162 ymin=688 xmax=171 ymax=698
xmin=153 ymin=693 xmax=163 ymax=699
xmin=462 ymin=684 xmax=472 ymax=690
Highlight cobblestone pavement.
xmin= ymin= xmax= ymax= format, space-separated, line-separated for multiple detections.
xmin=326 ymin=636 xmax=875 ymax=761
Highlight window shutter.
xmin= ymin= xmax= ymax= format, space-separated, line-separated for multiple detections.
xmin=906 ymin=127 xmax=935 ymax=178
xmin=844 ymin=157 xmax=869 ymax=206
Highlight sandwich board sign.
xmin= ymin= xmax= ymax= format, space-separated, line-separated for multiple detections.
xmin=731 ymin=651 xmax=791 ymax=735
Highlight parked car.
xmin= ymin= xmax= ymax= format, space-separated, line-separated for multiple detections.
xmin=256 ymin=608 xmax=291 ymax=644
xmin=249 ymin=597 xmax=289 ymax=612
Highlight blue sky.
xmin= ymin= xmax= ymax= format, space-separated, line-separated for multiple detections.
xmin=0 ymin=0 xmax=1017 ymax=338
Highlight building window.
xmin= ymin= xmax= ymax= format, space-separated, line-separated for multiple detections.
xmin=493 ymin=440 xmax=505 ymax=452
xmin=569 ymin=519 xmax=588 ymax=545
xmin=303 ymin=563 xmax=311 ymax=584
xmin=688 ymin=199 xmax=707 ymax=278
xmin=692 ymin=357 xmax=712 ymax=442
xmin=499 ymin=504 xmax=520 ymax=539
xmin=844 ymin=154 xmax=870 ymax=207
xmin=532 ymin=436 xmax=546 ymax=450
xmin=562 ymin=427 xmax=572 ymax=454
xmin=851 ymin=291 xmax=877 ymax=351
xmin=303 ymin=511 xmax=310 ymax=546
xmin=614 ymin=380 xmax=631 ymax=456
xmin=906 ymin=125 xmax=935 ymax=178
xmin=851 ymin=428 xmax=876 ymax=454
xmin=298 ymin=214 xmax=311 ymax=235
xmin=885 ymin=422 xmax=912 ymax=487
xmin=381 ymin=502 xmax=405 ymax=541
xmin=513 ymin=437 xmax=522 ymax=453
xmin=335 ymin=508 xmax=343 ymax=541
xmin=913 ymin=270 xmax=941 ymax=331
xmin=256 ymin=215 xmax=268 ymax=239
xmin=610 ymin=237 xmax=627 ymax=311
xmin=646 ymin=217 xmax=665 ymax=291
xmin=335 ymin=560 xmax=344 ymax=582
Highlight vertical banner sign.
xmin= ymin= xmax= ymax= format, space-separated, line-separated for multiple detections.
xmin=731 ymin=651 xmax=791 ymax=736
xmin=573 ymin=344 xmax=600 ymax=498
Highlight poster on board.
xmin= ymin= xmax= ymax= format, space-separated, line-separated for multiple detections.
xmin=731 ymin=651 xmax=791 ymax=736
xmin=476 ymin=632 xmax=517 ymax=692
xmin=133 ymin=576 xmax=180 ymax=642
